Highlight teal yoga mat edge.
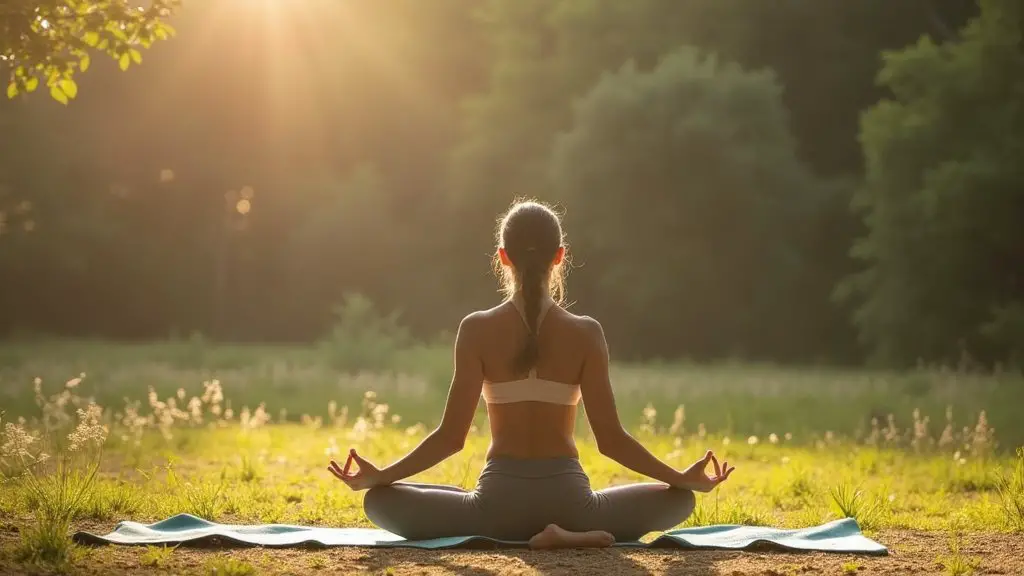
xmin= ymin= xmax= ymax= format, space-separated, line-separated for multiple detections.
xmin=71 ymin=515 xmax=888 ymax=555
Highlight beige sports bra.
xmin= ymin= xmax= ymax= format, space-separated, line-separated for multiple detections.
xmin=481 ymin=296 xmax=582 ymax=406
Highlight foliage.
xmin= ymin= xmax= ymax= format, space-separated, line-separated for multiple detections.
xmin=0 ymin=0 xmax=1002 ymax=367
xmin=845 ymin=0 xmax=1024 ymax=366
xmin=1 ymin=0 xmax=180 ymax=104
xmin=550 ymin=46 xmax=822 ymax=360
xmin=317 ymin=293 xmax=411 ymax=373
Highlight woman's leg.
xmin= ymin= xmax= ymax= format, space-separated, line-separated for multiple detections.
xmin=577 ymin=483 xmax=696 ymax=542
xmin=363 ymin=482 xmax=485 ymax=540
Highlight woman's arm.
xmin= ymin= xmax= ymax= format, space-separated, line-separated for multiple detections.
xmin=375 ymin=313 xmax=485 ymax=485
xmin=579 ymin=318 xmax=733 ymax=490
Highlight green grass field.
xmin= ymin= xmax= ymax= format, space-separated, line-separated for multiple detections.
xmin=2 ymin=341 xmax=1023 ymax=575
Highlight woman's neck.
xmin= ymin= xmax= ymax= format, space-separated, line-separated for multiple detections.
xmin=511 ymin=288 xmax=553 ymax=304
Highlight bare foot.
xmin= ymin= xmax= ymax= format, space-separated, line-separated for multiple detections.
xmin=528 ymin=523 xmax=615 ymax=550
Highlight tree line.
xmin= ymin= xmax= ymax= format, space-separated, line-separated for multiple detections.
xmin=1 ymin=0 xmax=1020 ymax=368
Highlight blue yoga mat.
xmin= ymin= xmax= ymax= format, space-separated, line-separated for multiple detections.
xmin=73 ymin=514 xmax=887 ymax=555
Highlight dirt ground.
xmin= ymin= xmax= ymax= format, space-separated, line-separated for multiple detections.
xmin=3 ymin=526 xmax=1023 ymax=576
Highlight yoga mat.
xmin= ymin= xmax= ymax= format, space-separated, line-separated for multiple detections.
xmin=73 ymin=514 xmax=888 ymax=555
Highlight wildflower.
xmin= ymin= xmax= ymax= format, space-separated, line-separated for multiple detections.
xmin=638 ymin=403 xmax=655 ymax=430
xmin=697 ymin=423 xmax=707 ymax=439
xmin=391 ymin=414 xmax=401 ymax=425
xmin=67 ymin=404 xmax=107 ymax=451
xmin=784 ymin=432 xmax=793 ymax=441
xmin=769 ymin=433 xmax=779 ymax=445
xmin=177 ymin=388 xmax=186 ymax=400
xmin=324 ymin=437 xmax=340 ymax=457
xmin=781 ymin=456 xmax=790 ymax=465
xmin=188 ymin=396 xmax=203 ymax=424
xmin=747 ymin=435 xmax=759 ymax=446
xmin=1 ymin=422 xmax=37 ymax=458
xmin=722 ymin=437 xmax=731 ymax=446
xmin=65 ymin=377 xmax=82 ymax=389
xmin=669 ymin=405 xmax=685 ymax=436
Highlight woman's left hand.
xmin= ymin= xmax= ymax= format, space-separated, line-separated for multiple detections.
xmin=328 ymin=449 xmax=389 ymax=491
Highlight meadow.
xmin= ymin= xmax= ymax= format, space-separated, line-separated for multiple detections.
xmin=1 ymin=340 xmax=1023 ymax=575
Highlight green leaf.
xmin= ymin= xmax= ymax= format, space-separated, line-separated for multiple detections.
xmin=98 ymin=38 xmax=109 ymax=51
xmin=25 ymin=77 xmax=39 ymax=93
xmin=119 ymin=53 xmax=131 ymax=71
xmin=59 ymin=79 xmax=78 ymax=99
xmin=80 ymin=53 xmax=91 ymax=72
xmin=130 ymin=49 xmax=143 ymax=65
xmin=50 ymin=85 xmax=69 ymax=105
xmin=83 ymin=31 xmax=100 ymax=47
xmin=6 ymin=82 xmax=17 ymax=99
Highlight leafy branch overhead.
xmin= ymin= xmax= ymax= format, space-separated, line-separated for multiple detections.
xmin=1 ymin=0 xmax=181 ymax=104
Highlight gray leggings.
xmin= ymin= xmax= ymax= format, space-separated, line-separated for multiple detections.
xmin=363 ymin=457 xmax=695 ymax=542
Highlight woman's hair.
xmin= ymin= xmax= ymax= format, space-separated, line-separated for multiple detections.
xmin=494 ymin=199 xmax=567 ymax=374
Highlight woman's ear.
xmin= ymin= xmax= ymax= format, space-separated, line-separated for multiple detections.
xmin=553 ymin=246 xmax=565 ymax=266
xmin=498 ymin=247 xmax=512 ymax=267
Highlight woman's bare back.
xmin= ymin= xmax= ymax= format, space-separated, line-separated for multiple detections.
xmin=471 ymin=299 xmax=597 ymax=459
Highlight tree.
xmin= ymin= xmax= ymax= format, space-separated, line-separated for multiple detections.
xmin=550 ymin=47 xmax=822 ymax=361
xmin=843 ymin=0 xmax=1024 ymax=366
xmin=1 ymin=0 xmax=179 ymax=104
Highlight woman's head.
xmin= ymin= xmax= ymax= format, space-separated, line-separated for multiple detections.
xmin=494 ymin=199 xmax=567 ymax=373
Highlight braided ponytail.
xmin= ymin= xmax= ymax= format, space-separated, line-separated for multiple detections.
xmin=494 ymin=200 xmax=568 ymax=376
xmin=514 ymin=255 xmax=544 ymax=374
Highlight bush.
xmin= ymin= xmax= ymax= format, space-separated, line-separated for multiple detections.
xmin=317 ymin=293 xmax=411 ymax=373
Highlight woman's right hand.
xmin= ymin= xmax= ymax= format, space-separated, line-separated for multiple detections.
xmin=328 ymin=449 xmax=390 ymax=491
xmin=673 ymin=450 xmax=735 ymax=493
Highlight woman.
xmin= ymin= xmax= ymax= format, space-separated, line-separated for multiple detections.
xmin=328 ymin=200 xmax=735 ymax=549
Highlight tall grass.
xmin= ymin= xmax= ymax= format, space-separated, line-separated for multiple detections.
xmin=1 ymin=384 xmax=108 ymax=569
xmin=998 ymin=448 xmax=1024 ymax=531
xmin=3 ymin=340 xmax=1022 ymax=451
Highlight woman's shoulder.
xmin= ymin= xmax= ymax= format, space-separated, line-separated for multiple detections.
xmin=464 ymin=302 xmax=604 ymax=338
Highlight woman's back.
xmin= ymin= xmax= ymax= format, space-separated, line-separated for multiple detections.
xmin=473 ymin=297 xmax=595 ymax=459
xmin=335 ymin=200 xmax=732 ymax=547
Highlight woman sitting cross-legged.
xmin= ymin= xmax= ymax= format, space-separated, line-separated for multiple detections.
xmin=328 ymin=200 xmax=735 ymax=549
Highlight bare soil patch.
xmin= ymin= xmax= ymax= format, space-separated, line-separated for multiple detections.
xmin=3 ymin=525 xmax=1022 ymax=575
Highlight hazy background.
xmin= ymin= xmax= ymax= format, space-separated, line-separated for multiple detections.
xmin=1 ymin=0 xmax=1020 ymax=371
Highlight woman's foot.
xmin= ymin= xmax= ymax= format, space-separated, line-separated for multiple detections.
xmin=528 ymin=524 xmax=615 ymax=550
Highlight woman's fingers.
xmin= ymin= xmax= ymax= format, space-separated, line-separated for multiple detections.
xmin=327 ymin=465 xmax=345 ymax=481
xmin=711 ymin=454 xmax=722 ymax=477
xmin=350 ymin=449 xmax=375 ymax=471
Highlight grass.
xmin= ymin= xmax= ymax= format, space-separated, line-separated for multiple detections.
xmin=140 ymin=545 xmax=176 ymax=568
xmin=1 ymin=340 xmax=1023 ymax=575
xmin=997 ymin=448 xmax=1024 ymax=530
xmin=3 ymin=339 xmax=1024 ymax=448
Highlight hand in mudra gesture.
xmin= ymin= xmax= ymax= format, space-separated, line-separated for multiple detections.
xmin=675 ymin=450 xmax=735 ymax=493
xmin=328 ymin=449 xmax=388 ymax=491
